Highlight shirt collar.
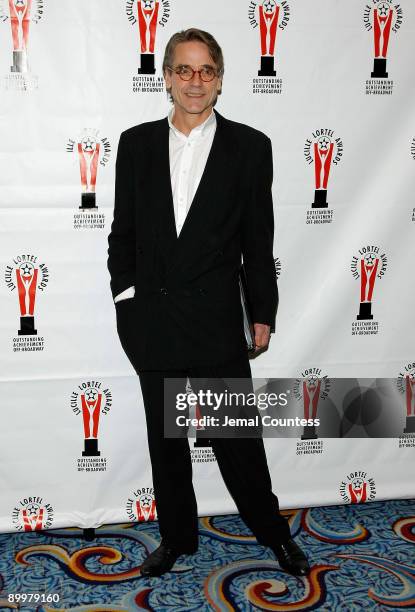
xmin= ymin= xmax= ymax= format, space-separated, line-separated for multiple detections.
xmin=168 ymin=107 xmax=216 ymax=141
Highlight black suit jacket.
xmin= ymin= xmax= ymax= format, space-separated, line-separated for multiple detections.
xmin=107 ymin=110 xmax=278 ymax=370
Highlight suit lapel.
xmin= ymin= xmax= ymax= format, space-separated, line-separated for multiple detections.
xmin=150 ymin=118 xmax=177 ymax=258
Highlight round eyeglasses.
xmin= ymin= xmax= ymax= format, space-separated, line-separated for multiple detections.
xmin=167 ymin=65 xmax=219 ymax=82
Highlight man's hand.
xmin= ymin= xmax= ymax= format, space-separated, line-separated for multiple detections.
xmin=253 ymin=323 xmax=271 ymax=351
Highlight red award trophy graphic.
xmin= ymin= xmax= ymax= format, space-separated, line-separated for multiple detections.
xmin=21 ymin=503 xmax=44 ymax=531
xmin=404 ymin=374 xmax=415 ymax=433
xmin=78 ymin=130 xmax=100 ymax=209
xmin=371 ymin=2 xmax=393 ymax=78
xmin=16 ymin=261 xmax=38 ymax=335
xmin=194 ymin=402 xmax=211 ymax=448
xmin=186 ymin=379 xmax=211 ymax=448
xmin=8 ymin=0 xmax=31 ymax=73
xmin=357 ymin=253 xmax=379 ymax=320
xmin=348 ymin=477 xmax=367 ymax=504
xmin=313 ymin=136 xmax=334 ymax=208
xmin=258 ymin=0 xmax=279 ymax=76
xmin=12 ymin=496 xmax=54 ymax=531
xmin=81 ymin=388 xmax=102 ymax=456
xmin=136 ymin=492 xmax=157 ymax=521
xmin=301 ymin=375 xmax=321 ymax=440
xmin=137 ymin=0 xmax=159 ymax=74
xmin=304 ymin=129 xmax=343 ymax=213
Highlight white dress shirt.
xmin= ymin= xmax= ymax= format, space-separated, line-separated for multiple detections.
xmin=114 ymin=108 xmax=217 ymax=303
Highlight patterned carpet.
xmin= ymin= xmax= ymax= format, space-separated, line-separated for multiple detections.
xmin=0 ymin=498 xmax=414 ymax=611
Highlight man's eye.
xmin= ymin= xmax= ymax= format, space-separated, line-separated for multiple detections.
xmin=178 ymin=66 xmax=192 ymax=75
xmin=202 ymin=68 xmax=215 ymax=77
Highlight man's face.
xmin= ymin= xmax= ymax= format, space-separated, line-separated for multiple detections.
xmin=164 ymin=41 xmax=222 ymax=116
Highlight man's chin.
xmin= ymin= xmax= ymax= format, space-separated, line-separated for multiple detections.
xmin=181 ymin=103 xmax=211 ymax=115
xmin=186 ymin=108 xmax=210 ymax=115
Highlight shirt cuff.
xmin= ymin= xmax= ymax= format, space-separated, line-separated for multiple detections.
xmin=114 ymin=286 xmax=135 ymax=303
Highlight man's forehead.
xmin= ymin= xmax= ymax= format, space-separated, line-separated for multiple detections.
xmin=173 ymin=41 xmax=216 ymax=66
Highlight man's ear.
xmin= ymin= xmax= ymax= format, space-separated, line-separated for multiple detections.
xmin=164 ymin=69 xmax=172 ymax=92
xmin=217 ymin=78 xmax=223 ymax=95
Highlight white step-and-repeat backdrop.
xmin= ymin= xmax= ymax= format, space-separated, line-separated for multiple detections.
xmin=1 ymin=0 xmax=414 ymax=533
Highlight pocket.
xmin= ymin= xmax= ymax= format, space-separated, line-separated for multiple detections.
xmin=115 ymin=297 xmax=136 ymax=337
xmin=115 ymin=297 xmax=139 ymax=364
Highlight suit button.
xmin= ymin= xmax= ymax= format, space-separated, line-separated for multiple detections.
xmin=199 ymin=288 xmax=206 ymax=296
xmin=160 ymin=287 xmax=168 ymax=295
xmin=137 ymin=247 xmax=143 ymax=254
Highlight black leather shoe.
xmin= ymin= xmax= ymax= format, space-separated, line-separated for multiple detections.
xmin=140 ymin=541 xmax=197 ymax=577
xmin=270 ymin=538 xmax=310 ymax=576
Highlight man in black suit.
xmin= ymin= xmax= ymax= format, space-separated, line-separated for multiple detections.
xmin=107 ymin=28 xmax=309 ymax=577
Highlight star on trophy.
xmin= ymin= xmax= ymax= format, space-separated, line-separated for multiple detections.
xmin=301 ymin=375 xmax=321 ymax=440
xmin=137 ymin=0 xmax=159 ymax=74
xmin=357 ymin=253 xmax=379 ymax=320
xmin=16 ymin=261 xmax=38 ymax=335
xmin=312 ymin=136 xmax=334 ymax=208
xmin=371 ymin=2 xmax=393 ymax=78
xmin=81 ymin=388 xmax=102 ymax=456
xmin=78 ymin=129 xmax=100 ymax=209
xmin=8 ymin=0 xmax=32 ymax=73
xmin=258 ymin=0 xmax=279 ymax=76
xmin=404 ymin=374 xmax=415 ymax=433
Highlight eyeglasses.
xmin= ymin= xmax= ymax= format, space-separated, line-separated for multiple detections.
xmin=166 ymin=65 xmax=219 ymax=82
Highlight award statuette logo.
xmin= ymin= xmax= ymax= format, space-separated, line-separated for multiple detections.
xmin=351 ymin=245 xmax=387 ymax=336
xmin=293 ymin=368 xmax=330 ymax=454
xmin=126 ymin=487 xmax=157 ymax=522
xmin=339 ymin=471 xmax=376 ymax=504
xmin=66 ymin=129 xmax=111 ymax=229
xmin=137 ymin=0 xmax=159 ymax=74
xmin=364 ymin=0 xmax=403 ymax=95
xmin=0 ymin=0 xmax=43 ymax=91
xmin=4 ymin=253 xmax=49 ymax=352
xmin=185 ymin=380 xmax=216 ymax=463
xmin=11 ymin=496 xmax=54 ymax=531
xmin=304 ymin=129 xmax=343 ymax=224
xmin=397 ymin=364 xmax=415 ymax=436
xmin=185 ymin=379 xmax=210 ymax=448
xmin=248 ymin=0 xmax=290 ymax=94
xmin=71 ymin=381 xmax=112 ymax=472
xmin=126 ymin=0 xmax=171 ymax=93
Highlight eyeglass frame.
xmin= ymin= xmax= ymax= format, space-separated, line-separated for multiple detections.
xmin=165 ymin=64 xmax=221 ymax=82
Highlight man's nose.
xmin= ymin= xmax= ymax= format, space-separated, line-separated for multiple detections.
xmin=191 ymin=71 xmax=203 ymax=85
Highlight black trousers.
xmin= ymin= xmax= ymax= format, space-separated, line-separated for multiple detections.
xmin=137 ymin=354 xmax=291 ymax=552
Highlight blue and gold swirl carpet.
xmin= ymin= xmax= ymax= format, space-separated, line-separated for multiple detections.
xmin=0 ymin=499 xmax=414 ymax=611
